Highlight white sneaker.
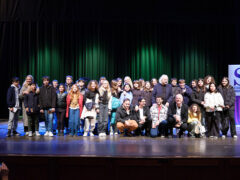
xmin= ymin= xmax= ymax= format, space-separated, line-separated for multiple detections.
xmin=209 ymin=136 xmax=214 ymax=138
xmin=233 ymin=135 xmax=238 ymax=139
xmin=110 ymin=132 xmax=114 ymax=136
xmin=44 ymin=131 xmax=49 ymax=136
xmin=161 ymin=135 xmax=165 ymax=138
xmin=99 ymin=133 xmax=103 ymax=137
xmin=90 ymin=132 xmax=95 ymax=137
xmin=102 ymin=133 xmax=107 ymax=137
xmin=222 ymin=135 xmax=226 ymax=139
xmin=25 ymin=132 xmax=29 ymax=136
xmin=114 ymin=132 xmax=118 ymax=135
xmin=35 ymin=131 xmax=40 ymax=136
xmin=48 ymin=132 xmax=54 ymax=137
xmin=28 ymin=131 xmax=32 ymax=137
xmin=83 ymin=132 xmax=88 ymax=137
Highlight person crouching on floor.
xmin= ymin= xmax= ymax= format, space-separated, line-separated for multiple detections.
xmin=187 ymin=104 xmax=205 ymax=138
xmin=134 ymin=97 xmax=152 ymax=136
xmin=66 ymin=84 xmax=83 ymax=137
xmin=167 ymin=94 xmax=188 ymax=138
xmin=116 ymin=98 xmax=138 ymax=136
xmin=24 ymin=82 xmax=40 ymax=137
xmin=150 ymin=96 xmax=168 ymax=138
xmin=6 ymin=77 xmax=21 ymax=137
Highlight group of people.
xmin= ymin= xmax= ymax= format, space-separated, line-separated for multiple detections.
xmin=6 ymin=74 xmax=237 ymax=139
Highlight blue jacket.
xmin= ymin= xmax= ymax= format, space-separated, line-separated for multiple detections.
xmin=179 ymin=85 xmax=192 ymax=105
xmin=152 ymin=83 xmax=173 ymax=104
xmin=7 ymin=86 xmax=19 ymax=108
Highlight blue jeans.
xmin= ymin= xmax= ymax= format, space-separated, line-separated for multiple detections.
xmin=150 ymin=120 xmax=168 ymax=137
xmin=44 ymin=109 xmax=54 ymax=132
xmin=69 ymin=108 xmax=80 ymax=135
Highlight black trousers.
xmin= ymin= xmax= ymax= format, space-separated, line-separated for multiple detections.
xmin=221 ymin=109 xmax=237 ymax=136
xmin=206 ymin=111 xmax=221 ymax=137
xmin=168 ymin=121 xmax=188 ymax=136
xmin=136 ymin=120 xmax=152 ymax=135
xmin=57 ymin=108 xmax=66 ymax=131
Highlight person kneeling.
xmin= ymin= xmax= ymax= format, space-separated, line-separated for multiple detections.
xmin=134 ymin=98 xmax=152 ymax=136
xmin=150 ymin=96 xmax=168 ymax=138
xmin=167 ymin=94 xmax=188 ymax=138
xmin=116 ymin=99 xmax=138 ymax=136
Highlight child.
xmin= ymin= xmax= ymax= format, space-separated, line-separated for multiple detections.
xmin=81 ymin=80 xmax=99 ymax=137
xmin=98 ymin=80 xmax=112 ymax=137
xmin=66 ymin=84 xmax=83 ymax=136
xmin=56 ymin=84 xmax=67 ymax=136
xmin=24 ymin=82 xmax=40 ymax=137
xmin=39 ymin=76 xmax=57 ymax=137
xmin=6 ymin=77 xmax=21 ymax=137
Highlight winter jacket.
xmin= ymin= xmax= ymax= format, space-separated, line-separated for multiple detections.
xmin=191 ymin=89 xmax=206 ymax=108
xmin=172 ymin=85 xmax=181 ymax=99
xmin=39 ymin=85 xmax=56 ymax=110
xmin=115 ymin=106 xmax=136 ymax=124
xmin=57 ymin=92 xmax=67 ymax=109
xmin=24 ymin=91 xmax=40 ymax=114
xmin=204 ymin=92 xmax=224 ymax=112
xmin=7 ymin=85 xmax=20 ymax=108
xmin=218 ymin=85 xmax=236 ymax=111
xmin=152 ymin=83 xmax=173 ymax=105
xmin=179 ymin=85 xmax=192 ymax=105
xmin=119 ymin=91 xmax=133 ymax=104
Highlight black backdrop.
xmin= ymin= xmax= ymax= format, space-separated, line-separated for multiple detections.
xmin=0 ymin=0 xmax=239 ymax=118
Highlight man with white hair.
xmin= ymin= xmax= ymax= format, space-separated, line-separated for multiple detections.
xmin=152 ymin=74 xmax=173 ymax=107
xmin=167 ymin=94 xmax=188 ymax=138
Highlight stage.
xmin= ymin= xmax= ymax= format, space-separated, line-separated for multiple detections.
xmin=1 ymin=121 xmax=240 ymax=180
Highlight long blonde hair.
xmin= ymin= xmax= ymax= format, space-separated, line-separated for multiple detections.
xmin=99 ymin=80 xmax=111 ymax=99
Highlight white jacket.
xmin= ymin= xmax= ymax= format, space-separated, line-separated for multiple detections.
xmin=204 ymin=92 xmax=224 ymax=112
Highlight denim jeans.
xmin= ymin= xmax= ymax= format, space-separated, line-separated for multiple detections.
xmin=52 ymin=112 xmax=58 ymax=131
xmin=69 ymin=108 xmax=80 ymax=135
xmin=150 ymin=120 xmax=168 ymax=137
xmin=44 ymin=109 xmax=54 ymax=132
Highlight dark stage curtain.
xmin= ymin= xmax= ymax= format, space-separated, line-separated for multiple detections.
xmin=0 ymin=0 xmax=238 ymax=117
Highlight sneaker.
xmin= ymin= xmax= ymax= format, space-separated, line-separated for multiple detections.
xmin=12 ymin=131 xmax=20 ymax=136
xmin=214 ymin=136 xmax=218 ymax=139
xmin=25 ymin=132 xmax=29 ymax=136
xmin=35 ymin=131 xmax=40 ymax=136
xmin=83 ymin=132 xmax=88 ymax=137
xmin=114 ymin=132 xmax=118 ymax=135
xmin=28 ymin=131 xmax=33 ymax=137
xmin=110 ymin=132 xmax=114 ymax=136
xmin=160 ymin=135 xmax=165 ymax=138
xmin=102 ymin=133 xmax=107 ymax=137
xmin=6 ymin=130 xmax=11 ymax=137
xmin=233 ymin=135 xmax=238 ymax=139
xmin=209 ymin=136 xmax=214 ymax=138
xmin=90 ymin=132 xmax=95 ymax=137
xmin=222 ymin=135 xmax=226 ymax=139
xmin=98 ymin=133 xmax=103 ymax=137
xmin=44 ymin=131 xmax=49 ymax=136
xmin=48 ymin=132 xmax=54 ymax=137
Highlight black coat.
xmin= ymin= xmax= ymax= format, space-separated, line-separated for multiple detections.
xmin=167 ymin=102 xmax=188 ymax=124
xmin=39 ymin=85 xmax=56 ymax=110
xmin=57 ymin=92 xmax=67 ymax=109
xmin=6 ymin=86 xmax=20 ymax=108
xmin=191 ymin=89 xmax=206 ymax=108
xmin=24 ymin=91 xmax=40 ymax=114
xmin=115 ymin=106 xmax=136 ymax=124
xmin=218 ymin=85 xmax=236 ymax=110
xmin=133 ymin=106 xmax=152 ymax=124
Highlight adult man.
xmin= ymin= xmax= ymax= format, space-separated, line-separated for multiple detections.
xmin=116 ymin=98 xmax=138 ymax=136
xmin=134 ymin=98 xmax=152 ymax=136
xmin=150 ymin=96 xmax=168 ymax=137
xmin=167 ymin=94 xmax=188 ymax=138
xmin=152 ymin=74 xmax=173 ymax=107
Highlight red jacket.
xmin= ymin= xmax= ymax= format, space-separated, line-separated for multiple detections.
xmin=66 ymin=94 xmax=83 ymax=118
